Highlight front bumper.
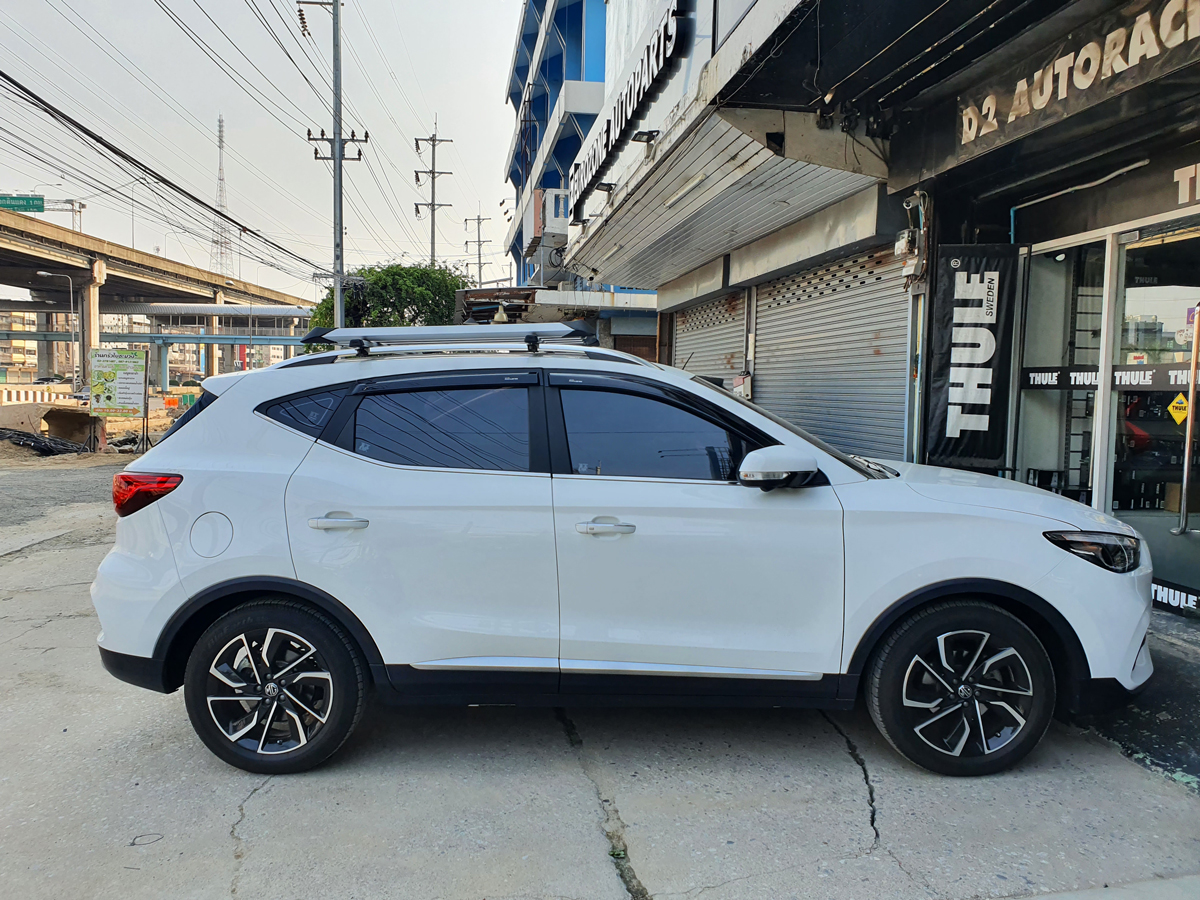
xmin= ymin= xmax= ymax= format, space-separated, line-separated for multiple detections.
xmin=99 ymin=647 xmax=175 ymax=693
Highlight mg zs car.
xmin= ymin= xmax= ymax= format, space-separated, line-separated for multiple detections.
xmin=92 ymin=323 xmax=1153 ymax=775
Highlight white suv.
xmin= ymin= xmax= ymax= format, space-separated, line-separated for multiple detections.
xmin=92 ymin=323 xmax=1154 ymax=776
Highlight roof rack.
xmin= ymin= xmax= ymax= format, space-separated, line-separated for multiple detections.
xmin=301 ymin=321 xmax=596 ymax=351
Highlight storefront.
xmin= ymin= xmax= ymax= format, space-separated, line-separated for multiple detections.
xmin=1012 ymin=159 xmax=1200 ymax=612
xmin=889 ymin=0 xmax=1200 ymax=612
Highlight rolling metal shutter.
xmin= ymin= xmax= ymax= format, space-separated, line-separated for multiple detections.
xmin=754 ymin=249 xmax=910 ymax=459
xmin=672 ymin=293 xmax=745 ymax=385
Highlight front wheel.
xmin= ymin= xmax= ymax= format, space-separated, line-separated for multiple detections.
xmin=866 ymin=600 xmax=1055 ymax=776
xmin=183 ymin=599 xmax=366 ymax=774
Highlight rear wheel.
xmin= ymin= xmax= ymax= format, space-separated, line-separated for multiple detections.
xmin=866 ymin=600 xmax=1055 ymax=776
xmin=183 ymin=600 xmax=366 ymax=774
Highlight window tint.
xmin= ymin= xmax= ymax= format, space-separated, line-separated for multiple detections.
xmin=263 ymin=388 xmax=347 ymax=437
xmin=354 ymin=387 xmax=529 ymax=471
xmin=560 ymin=389 xmax=736 ymax=480
xmin=159 ymin=390 xmax=217 ymax=442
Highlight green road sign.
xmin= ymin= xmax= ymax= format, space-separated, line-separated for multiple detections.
xmin=0 ymin=194 xmax=45 ymax=213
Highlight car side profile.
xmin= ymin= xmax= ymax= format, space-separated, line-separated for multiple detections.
xmin=91 ymin=323 xmax=1153 ymax=776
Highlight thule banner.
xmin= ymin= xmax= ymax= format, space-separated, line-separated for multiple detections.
xmin=926 ymin=245 xmax=1020 ymax=470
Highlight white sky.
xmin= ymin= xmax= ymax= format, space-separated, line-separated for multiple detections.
xmin=0 ymin=0 xmax=523 ymax=302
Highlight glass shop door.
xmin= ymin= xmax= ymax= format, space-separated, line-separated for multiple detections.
xmin=1110 ymin=230 xmax=1200 ymax=600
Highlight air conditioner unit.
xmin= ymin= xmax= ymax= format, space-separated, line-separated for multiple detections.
xmin=523 ymin=188 xmax=570 ymax=258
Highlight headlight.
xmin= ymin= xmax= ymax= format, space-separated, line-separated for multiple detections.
xmin=1044 ymin=531 xmax=1140 ymax=573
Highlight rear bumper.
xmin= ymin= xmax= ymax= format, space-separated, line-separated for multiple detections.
xmin=99 ymin=647 xmax=174 ymax=694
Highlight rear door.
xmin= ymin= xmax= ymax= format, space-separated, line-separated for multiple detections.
xmin=284 ymin=370 xmax=560 ymax=692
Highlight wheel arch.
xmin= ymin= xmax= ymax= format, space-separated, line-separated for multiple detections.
xmin=154 ymin=576 xmax=386 ymax=693
xmin=845 ymin=578 xmax=1092 ymax=714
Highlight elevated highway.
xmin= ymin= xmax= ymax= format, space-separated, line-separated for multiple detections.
xmin=0 ymin=208 xmax=313 ymax=381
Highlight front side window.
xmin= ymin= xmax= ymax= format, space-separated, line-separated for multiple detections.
xmin=353 ymin=387 xmax=529 ymax=471
xmin=560 ymin=388 xmax=737 ymax=480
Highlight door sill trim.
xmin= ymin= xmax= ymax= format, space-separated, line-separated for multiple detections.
xmin=559 ymin=659 xmax=823 ymax=680
xmin=409 ymin=656 xmax=559 ymax=672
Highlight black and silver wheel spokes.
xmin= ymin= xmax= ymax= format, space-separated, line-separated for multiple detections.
xmin=901 ymin=630 xmax=1034 ymax=758
xmin=206 ymin=628 xmax=334 ymax=755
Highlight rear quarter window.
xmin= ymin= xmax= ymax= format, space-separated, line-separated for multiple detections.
xmin=159 ymin=390 xmax=218 ymax=442
xmin=259 ymin=387 xmax=348 ymax=437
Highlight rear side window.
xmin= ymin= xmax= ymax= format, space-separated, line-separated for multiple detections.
xmin=353 ymin=387 xmax=529 ymax=471
xmin=559 ymin=388 xmax=737 ymax=480
xmin=262 ymin=388 xmax=347 ymax=437
xmin=159 ymin=390 xmax=218 ymax=442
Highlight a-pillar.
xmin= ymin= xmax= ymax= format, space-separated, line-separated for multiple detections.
xmin=80 ymin=259 xmax=106 ymax=387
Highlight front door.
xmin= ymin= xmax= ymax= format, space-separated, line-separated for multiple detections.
xmin=547 ymin=373 xmax=845 ymax=690
xmin=285 ymin=372 xmax=561 ymax=689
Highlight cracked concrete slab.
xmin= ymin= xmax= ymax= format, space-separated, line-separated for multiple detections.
xmin=230 ymin=708 xmax=629 ymax=900
xmin=830 ymin=708 xmax=1200 ymax=898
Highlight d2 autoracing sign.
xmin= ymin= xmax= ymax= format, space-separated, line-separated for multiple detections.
xmin=89 ymin=348 xmax=147 ymax=418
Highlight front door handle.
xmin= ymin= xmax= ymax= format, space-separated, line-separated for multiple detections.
xmin=309 ymin=516 xmax=370 ymax=530
xmin=575 ymin=522 xmax=636 ymax=535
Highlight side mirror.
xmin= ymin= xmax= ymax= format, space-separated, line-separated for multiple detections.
xmin=738 ymin=446 xmax=820 ymax=491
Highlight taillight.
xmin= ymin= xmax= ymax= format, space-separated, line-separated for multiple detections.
xmin=113 ymin=473 xmax=182 ymax=517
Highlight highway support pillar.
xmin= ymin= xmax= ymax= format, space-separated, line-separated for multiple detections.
xmin=80 ymin=259 xmax=105 ymax=387
xmin=205 ymin=290 xmax=223 ymax=377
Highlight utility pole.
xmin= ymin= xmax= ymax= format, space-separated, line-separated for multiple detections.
xmin=301 ymin=1 xmax=368 ymax=328
xmin=414 ymin=123 xmax=452 ymax=265
xmin=464 ymin=212 xmax=491 ymax=286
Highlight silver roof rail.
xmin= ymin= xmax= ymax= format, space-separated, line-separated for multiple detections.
xmin=301 ymin=321 xmax=595 ymax=350
xmin=320 ymin=341 xmax=657 ymax=368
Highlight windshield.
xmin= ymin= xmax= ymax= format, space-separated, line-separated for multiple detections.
xmin=689 ymin=376 xmax=888 ymax=480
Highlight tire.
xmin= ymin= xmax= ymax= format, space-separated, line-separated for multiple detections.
xmin=183 ymin=599 xmax=367 ymax=774
xmin=865 ymin=600 xmax=1055 ymax=777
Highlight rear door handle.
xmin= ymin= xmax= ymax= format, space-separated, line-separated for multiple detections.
xmin=308 ymin=516 xmax=370 ymax=530
xmin=575 ymin=522 xmax=636 ymax=535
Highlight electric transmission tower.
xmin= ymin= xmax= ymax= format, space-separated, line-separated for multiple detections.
xmin=464 ymin=212 xmax=491 ymax=286
xmin=414 ymin=122 xmax=452 ymax=265
xmin=208 ymin=114 xmax=234 ymax=276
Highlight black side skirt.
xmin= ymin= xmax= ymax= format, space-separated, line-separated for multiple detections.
xmin=379 ymin=666 xmax=855 ymax=709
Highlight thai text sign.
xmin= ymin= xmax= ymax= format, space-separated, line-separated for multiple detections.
xmin=89 ymin=348 xmax=147 ymax=418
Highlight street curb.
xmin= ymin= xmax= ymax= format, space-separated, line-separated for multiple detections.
xmin=1007 ymin=874 xmax=1200 ymax=900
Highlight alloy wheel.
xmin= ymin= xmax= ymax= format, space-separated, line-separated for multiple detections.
xmin=900 ymin=629 xmax=1035 ymax=758
xmin=206 ymin=628 xmax=333 ymax=756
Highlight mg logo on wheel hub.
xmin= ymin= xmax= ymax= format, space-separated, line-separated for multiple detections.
xmin=264 ymin=682 xmax=280 ymax=698
xmin=957 ymin=684 xmax=974 ymax=699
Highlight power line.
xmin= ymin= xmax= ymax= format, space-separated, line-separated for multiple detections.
xmin=38 ymin=0 xmax=327 ymax=228
xmin=0 ymin=66 xmax=323 ymax=274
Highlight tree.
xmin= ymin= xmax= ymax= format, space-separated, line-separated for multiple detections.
xmin=308 ymin=262 xmax=471 ymax=333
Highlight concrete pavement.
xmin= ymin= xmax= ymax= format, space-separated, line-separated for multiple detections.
xmin=1 ymin=458 xmax=1198 ymax=900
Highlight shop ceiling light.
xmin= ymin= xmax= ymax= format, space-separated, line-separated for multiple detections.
xmin=631 ymin=130 xmax=659 ymax=143
xmin=664 ymin=172 xmax=708 ymax=209
xmin=598 ymin=244 xmax=623 ymax=265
